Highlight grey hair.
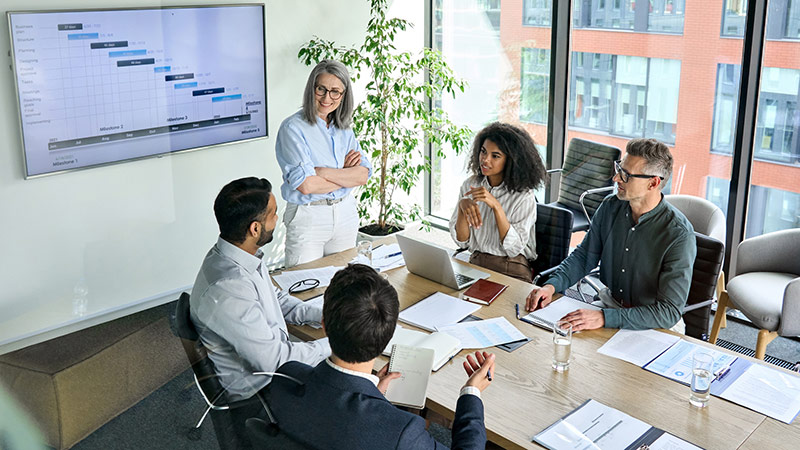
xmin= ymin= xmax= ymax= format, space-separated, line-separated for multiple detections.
xmin=625 ymin=138 xmax=673 ymax=189
xmin=302 ymin=60 xmax=354 ymax=129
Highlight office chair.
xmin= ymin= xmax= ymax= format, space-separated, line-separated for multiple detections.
xmin=530 ymin=203 xmax=574 ymax=286
xmin=665 ymin=194 xmax=727 ymax=299
xmin=709 ymin=229 xmax=800 ymax=359
xmin=547 ymin=137 xmax=621 ymax=232
xmin=682 ymin=233 xmax=726 ymax=340
xmin=245 ymin=417 xmax=312 ymax=450
xmin=169 ymin=292 xmax=268 ymax=450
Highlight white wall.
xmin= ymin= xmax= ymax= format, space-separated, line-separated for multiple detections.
xmin=0 ymin=0 xmax=371 ymax=352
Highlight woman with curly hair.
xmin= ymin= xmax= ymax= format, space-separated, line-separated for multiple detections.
xmin=449 ymin=122 xmax=547 ymax=282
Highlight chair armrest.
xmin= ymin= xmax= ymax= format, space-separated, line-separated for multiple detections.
xmin=779 ymin=277 xmax=800 ymax=336
xmin=546 ymin=168 xmax=564 ymax=174
xmin=532 ymin=266 xmax=559 ymax=286
xmin=579 ymin=186 xmax=614 ymax=224
xmin=682 ymin=299 xmax=714 ymax=313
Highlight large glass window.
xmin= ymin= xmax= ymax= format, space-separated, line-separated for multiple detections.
xmin=707 ymin=177 xmax=800 ymax=238
xmin=573 ymin=0 xmax=685 ymax=33
xmin=723 ymin=0 xmax=800 ymax=39
xmin=568 ymin=52 xmax=680 ymax=143
xmin=430 ymin=0 xmax=552 ymax=220
xmin=520 ymin=48 xmax=551 ymax=124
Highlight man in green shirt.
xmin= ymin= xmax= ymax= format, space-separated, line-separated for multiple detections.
xmin=526 ymin=138 xmax=696 ymax=332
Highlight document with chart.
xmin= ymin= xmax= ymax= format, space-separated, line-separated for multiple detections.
xmin=9 ymin=6 xmax=268 ymax=177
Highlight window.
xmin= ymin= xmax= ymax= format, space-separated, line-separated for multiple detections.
xmin=712 ymin=65 xmax=800 ymax=164
xmin=721 ymin=0 xmax=747 ymax=36
xmin=523 ymin=0 xmax=552 ymax=27
xmin=709 ymin=177 xmax=800 ymax=238
xmin=573 ymin=0 xmax=685 ymax=34
xmin=723 ymin=0 xmax=799 ymax=39
xmin=520 ymin=48 xmax=551 ymax=124
xmin=568 ymin=52 xmax=680 ymax=143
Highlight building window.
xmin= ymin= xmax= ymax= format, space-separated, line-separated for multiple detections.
xmin=521 ymin=48 xmax=551 ymax=124
xmin=723 ymin=0 xmax=799 ymax=39
xmin=706 ymin=177 xmax=800 ymax=238
xmin=712 ymin=64 xmax=741 ymax=154
xmin=523 ymin=0 xmax=552 ymax=27
xmin=572 ymin=0 xmax=684 ymax=34
xmin=568 ymin=52 xmax=680 ymax=144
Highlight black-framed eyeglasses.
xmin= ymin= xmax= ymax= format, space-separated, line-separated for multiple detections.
xmin=315 ymin=85 xmax=345 ymax=100
xmin=288 ymin=278 xmax=320 ymax=294
xmin=614 ymin=160 xmax=664 ymax=183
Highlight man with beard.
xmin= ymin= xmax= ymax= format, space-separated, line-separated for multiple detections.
xmin=190 ymin=177 xmax=330 ymax=402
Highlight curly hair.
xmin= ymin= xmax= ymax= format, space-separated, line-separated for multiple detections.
xmin=467 ymin=122 xmax=547 ymax=192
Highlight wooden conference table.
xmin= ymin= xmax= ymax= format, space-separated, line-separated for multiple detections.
xmin=283 ymin=236 xmax=800 ymax=449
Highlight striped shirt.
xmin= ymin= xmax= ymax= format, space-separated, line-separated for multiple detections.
xmin=449 ymin=175 xmax=538 ymax=260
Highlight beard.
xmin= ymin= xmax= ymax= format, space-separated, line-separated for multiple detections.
xmin=256 ymin=227 xmax=274 ymax=246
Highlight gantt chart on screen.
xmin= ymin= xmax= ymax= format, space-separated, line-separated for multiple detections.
xmin=10 ymin=7 xmax=267 ymax=176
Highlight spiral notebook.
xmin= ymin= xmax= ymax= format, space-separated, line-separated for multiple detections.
xmin=384 ymin=344 xmax=435 ymax=409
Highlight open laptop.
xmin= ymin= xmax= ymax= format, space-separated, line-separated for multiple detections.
xmin=396 ymin=234 xmax=490 ymax=290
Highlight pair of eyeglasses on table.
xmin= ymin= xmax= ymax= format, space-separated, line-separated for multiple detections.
xmin=288 ymin=278 xmax=320 ymax=294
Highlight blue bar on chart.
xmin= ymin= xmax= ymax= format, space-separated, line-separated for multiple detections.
xmin=174 ymin=82 xmax=198 ymax=89
xmin=212 ymin=94 xmax=242 ymax=102
xmin=109 ymin=49 xmax=147 ymax=58
xmin=153 ymin=66 xmax=171 ymax=73
xmin=68 ymin=33 xmax=99 ymax=40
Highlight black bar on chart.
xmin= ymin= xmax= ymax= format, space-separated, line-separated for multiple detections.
xmin=165 ymin=73 xmax=194 ymax=81
xmin=90 ymin=41 xmax=129 ymax=49
xmin=117 ymin=58 xmax=156 ymax=67
xmin=58 ymin=24 xmax=83 ymax=31
xmin=192 ymin=88 xmax=225 ymax=96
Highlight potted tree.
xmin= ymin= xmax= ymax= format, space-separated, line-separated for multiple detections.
xmin=298 ymin=0 xmax=471 ymax=237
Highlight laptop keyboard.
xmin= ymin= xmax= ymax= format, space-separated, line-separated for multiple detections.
xmin=455 ymin=273 xmax=475 ymax=287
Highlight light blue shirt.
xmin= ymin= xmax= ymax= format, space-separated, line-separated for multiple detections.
xmin=275 ymin=110 xmax=372 ymax=205
xmin=190 ymin=237 xmax=330 ymax=401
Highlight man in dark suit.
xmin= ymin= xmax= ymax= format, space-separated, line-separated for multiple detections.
xmin=268 ymin=263 xmax=495 ymax=449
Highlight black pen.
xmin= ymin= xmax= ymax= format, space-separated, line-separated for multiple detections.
xmin=515 ymin=303 xmax=520 ymax=320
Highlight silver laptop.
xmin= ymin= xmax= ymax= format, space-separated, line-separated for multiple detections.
xmin=396 ymin=234 xmax=490 ymax=290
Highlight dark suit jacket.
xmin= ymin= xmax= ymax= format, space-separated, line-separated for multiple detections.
xmin=269 ymin=360 xmax=486 ymax=450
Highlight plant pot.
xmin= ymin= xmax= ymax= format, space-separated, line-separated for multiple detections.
xmin=357 ymin=223 xmax=404 ymax=242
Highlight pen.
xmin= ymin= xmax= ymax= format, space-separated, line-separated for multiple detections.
xmin=515 ymin=304 xmax=520 ymax=320
xmin=487 ymin=368 xmax=492 ymax=381
xmin=715 ymin=365 xmax=732 ymax=381
xmin=380 ymin=251 xmax=402 ymax=259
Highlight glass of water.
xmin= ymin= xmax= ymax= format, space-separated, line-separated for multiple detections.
xmin=552 ymin=320 xmax=573 ymax=372
xmin=357 ymin=240 xmax=373 ymax=266
xmin=690 ymin=352 xmax=714 ymax=407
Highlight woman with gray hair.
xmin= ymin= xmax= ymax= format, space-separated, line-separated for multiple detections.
xmin=275 ymin=60 xmax=372 ymax=267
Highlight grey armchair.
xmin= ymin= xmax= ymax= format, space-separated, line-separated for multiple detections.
xmin=709 ymin=229 xmax=800 ymax=359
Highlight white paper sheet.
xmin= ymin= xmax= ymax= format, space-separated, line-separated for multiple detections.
xmin=649 ymin=433 xmax=703 ymax=450
xmin=719 ymin=363 xmax=800 ymax=424
xmin=271 ymin=266 xmax=343 ymax=291
xmin=437 ymin=317 xmax=527 ymax=349
xmin=644 ymin=340 xmax=736 ymax=385
xmin=351 ymin=243 xmax=406 ymax=272
xmin=597 ymin=329 xmax=681 ymax=367
xmin=452 ymin=250 xmax=471 ymax=263
xmin=398 ymin=292 xmax=481 ymax=332
xmin=521 ymin=296 xmax=601 ymax=330
xmin=534 ymin=399 xmax=651 ymax=450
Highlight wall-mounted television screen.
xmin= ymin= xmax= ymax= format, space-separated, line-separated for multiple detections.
xmin=8 ymin=4 xmax=267 ymax=178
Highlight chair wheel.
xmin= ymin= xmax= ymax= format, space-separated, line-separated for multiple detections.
xmin=187 ymin=426 xmax=203 ymax=441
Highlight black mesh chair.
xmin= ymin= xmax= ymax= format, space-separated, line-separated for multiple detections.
xmin=530 ymin=203 xmax=574 ymax=286
xmin=547 ymin=137 xmax=621 ymax=232
xmin=245 ymin=417 xmax=312 ymax=450
xmin=169 ymin=292 xmax=267 ymax=450
xmin=683 ymin=233 xmax=725 ymax=340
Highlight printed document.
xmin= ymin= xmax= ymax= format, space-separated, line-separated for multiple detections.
xmin=718 ymin=363 xmax=800 ymax=424
xmin=644 ymin=340 xmax=736 ymax=385
xmin=597 ymin=329 xmax=681 ymax=366
xmin=437 ymin=317 xmax=526 ymax=349
xmin=351 ymin=243 xmax=406 ymax=272
xmin=399 ymin=292 xmax=481 ymax=332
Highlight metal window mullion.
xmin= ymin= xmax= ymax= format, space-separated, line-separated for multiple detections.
xmin=725 ymin=0 xmax=769 ymax=277
xmin=545 ymin=0 xmax=573 ymax=203
xmin=424 ymin=0 xmax=433 ymax=220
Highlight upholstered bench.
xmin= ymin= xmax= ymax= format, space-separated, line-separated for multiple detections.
xmin=0 ymin=302 xmax=187 ymax=449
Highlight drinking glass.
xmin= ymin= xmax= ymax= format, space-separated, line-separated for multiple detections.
xmin=357 ymin=240 xmax=373 ymax=266
xmin=552 ymin=320 xmax=573 ymax=372
xmin=690 ymin=352 xmax=713 ymax=407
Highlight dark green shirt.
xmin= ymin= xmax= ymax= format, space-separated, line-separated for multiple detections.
xmin=548 ymin=194 xmax=696 ymax=329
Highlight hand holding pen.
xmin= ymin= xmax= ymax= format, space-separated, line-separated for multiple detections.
xmin=463 ymin=351 xmax=495 ymax=392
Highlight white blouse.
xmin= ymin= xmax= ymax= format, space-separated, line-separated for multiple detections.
xmin=448 ymin=175 xmax=538 ymax=260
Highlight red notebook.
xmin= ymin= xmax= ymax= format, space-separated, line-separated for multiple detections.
xmin=461 ymin=279 xmax=508 ymax=306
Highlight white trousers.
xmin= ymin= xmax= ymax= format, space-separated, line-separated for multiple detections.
xmin=594 ymin=287 xmax=686 ymax=334
xmin=283 ymin=195 xmax=359 ymax=268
